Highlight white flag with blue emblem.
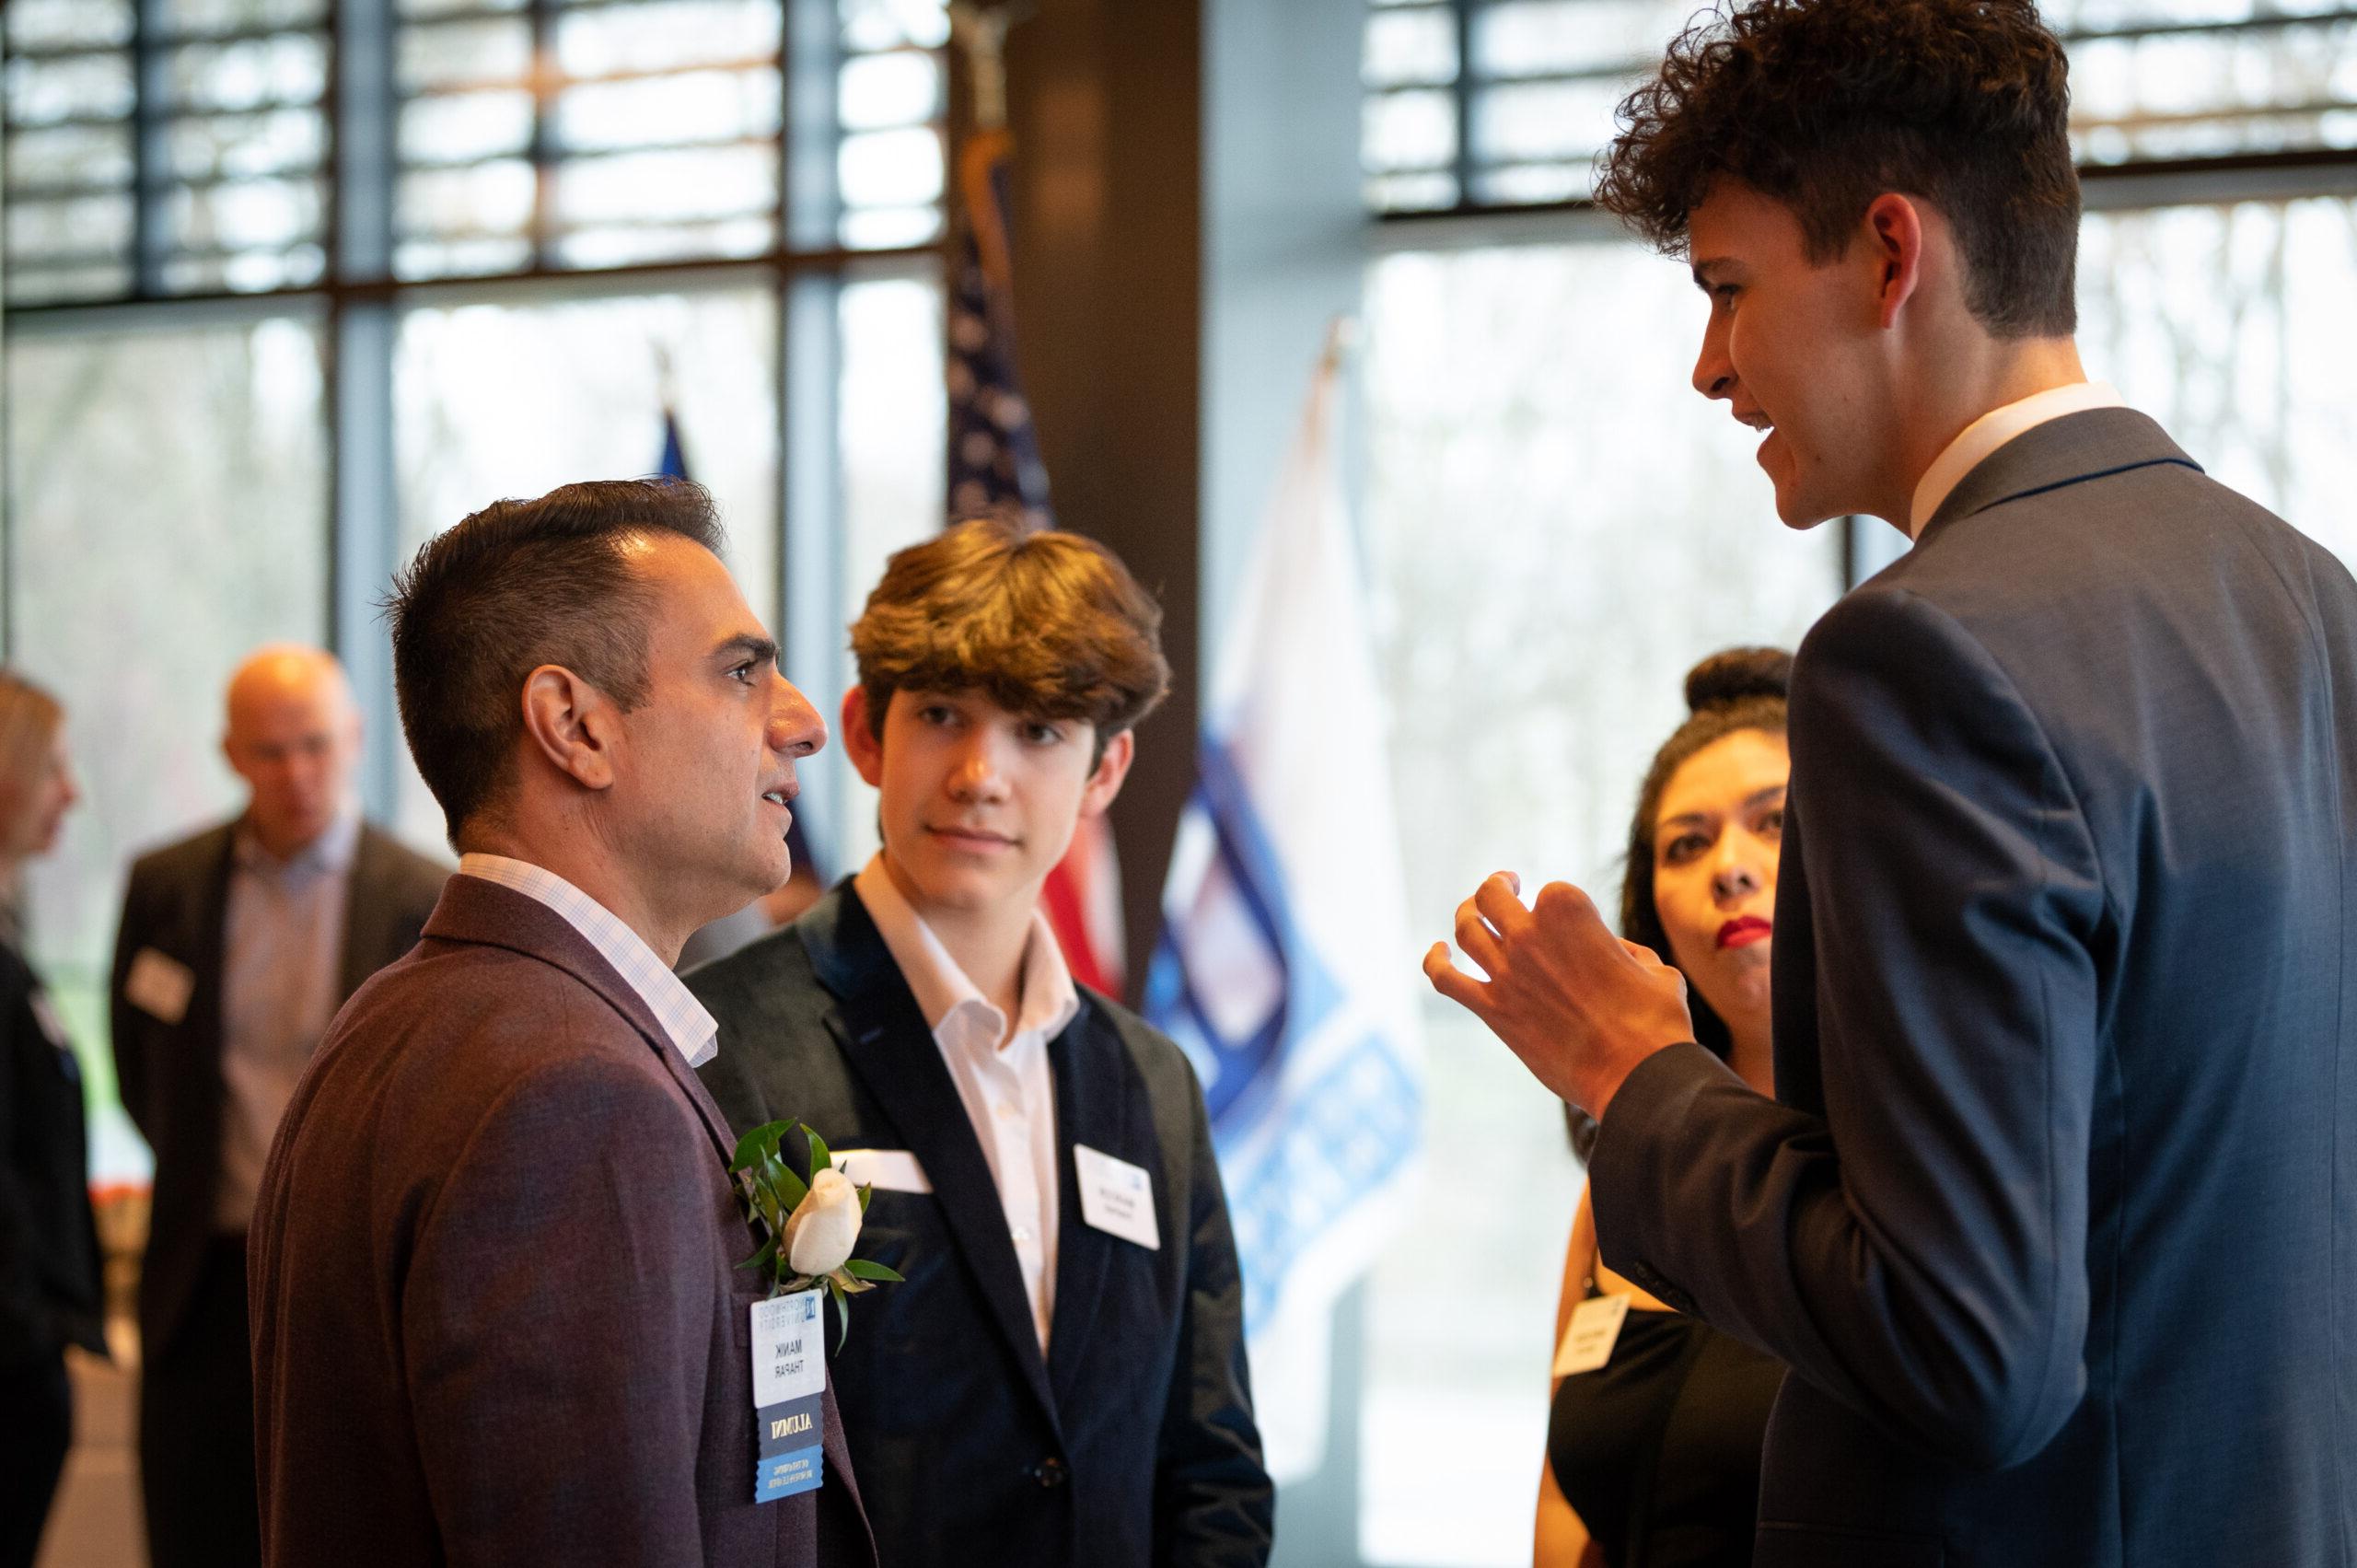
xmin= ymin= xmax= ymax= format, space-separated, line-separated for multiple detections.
xmin=1144 ymin=331 xmax=1423 ymax=1481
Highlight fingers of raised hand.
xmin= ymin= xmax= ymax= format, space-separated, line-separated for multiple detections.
xmin=1454 ymin=895 xmax=1507 ymax=977
xmin=1532 ymin=879 xmax=1602 ymax=926
xmin=1422 ymin=942 xmax=1485 ymax=1010
xmin=1473 ymin=872 xmax=1535 ymax=939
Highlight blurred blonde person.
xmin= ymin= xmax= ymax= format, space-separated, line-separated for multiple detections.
xmin=0 ymin=671 xmax=105 ymax=1568
xmin=1537 ymin=651 xmax=1791 ymax=1568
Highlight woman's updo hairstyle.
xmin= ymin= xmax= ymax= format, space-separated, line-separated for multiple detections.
xmin=1569 ymin=647 xmax=1792 ymax=1162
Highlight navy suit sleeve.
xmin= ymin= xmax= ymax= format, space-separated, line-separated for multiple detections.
xmin=1590 ymin=586 xmax=2108 ymax=1472
xmin=1153 ymin=1070 xmax=1273 ymax=1568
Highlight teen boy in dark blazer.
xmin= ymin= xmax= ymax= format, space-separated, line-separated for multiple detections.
xmin=692 ymin=517 xmax=1272 ymax=1568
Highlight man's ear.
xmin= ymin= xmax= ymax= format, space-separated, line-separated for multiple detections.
xmin=518 ymin=664 xmax=620 ymax=792
xmin=1864 ymin=192 xmax=1925 ymax=331
xmin=1077 ymin=727 xmax=1135 ymax=819
xmin=841 ymin=686 xmax=887 ymax=788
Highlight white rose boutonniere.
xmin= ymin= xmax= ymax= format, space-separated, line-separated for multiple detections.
xmin=730 ymin=1119 xmax=905 ymax=1342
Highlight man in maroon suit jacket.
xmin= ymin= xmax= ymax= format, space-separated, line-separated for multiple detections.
xmin=248 ymin=479 xmax=871 ymax=1567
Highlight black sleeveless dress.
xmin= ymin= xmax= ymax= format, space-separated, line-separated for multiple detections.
xmin=1546 ymin=1288 xmax=1785 ymax=1568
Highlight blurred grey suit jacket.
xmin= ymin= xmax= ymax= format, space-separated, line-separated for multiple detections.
xmin=1592 ymin=409 xmax=2357 ymax=1567
xmin=248 ymin=874 xmax=875 ymax=1568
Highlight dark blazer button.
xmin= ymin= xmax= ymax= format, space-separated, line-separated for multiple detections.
xmin=1033 ymin=1456 xmax=1069 ymax=1489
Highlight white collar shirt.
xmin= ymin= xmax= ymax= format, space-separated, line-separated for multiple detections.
xmin=1910 ymin=380 xmax=2129 ymax=535
xmin=456 ymin=853 xmax=718 ymax=1070
xmin=854 ymin=854 xmax=1078 ymax=1353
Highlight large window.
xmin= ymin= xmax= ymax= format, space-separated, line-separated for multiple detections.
xmin=1363 ymin=0 xmax=2357 ymax=215
xmin=3 ymin=0 xmax=333 ymax=303
xmin=1357 ymin=239 xmax=1843 ymax=1567
xmin=5 ymin=316 xmax=331 ymax=1177
xmin=3 ymin=0 xmax=951 ymax=1182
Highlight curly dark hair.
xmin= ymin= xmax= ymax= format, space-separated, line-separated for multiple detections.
xmin=1594 ymin=0 xmax=2081 ymax=338
xmin=1570 ymin=647 xmax=1792 ymax=1161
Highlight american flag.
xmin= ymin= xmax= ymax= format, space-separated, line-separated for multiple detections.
xmin=946 ymin=124 xmax=1124 ymax=997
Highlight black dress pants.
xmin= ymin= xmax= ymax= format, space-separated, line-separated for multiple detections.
xmin=0 ymin=1352 xmax=72 ymax=1568
xmin=139 ymin=1236 xmax=260 ymax=1568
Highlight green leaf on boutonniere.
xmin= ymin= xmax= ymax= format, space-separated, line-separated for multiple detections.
xmin=842 ymin=1258 xmax=902 ymax=1283
xmin=761 ymin=1151 xmax=807 ymax=1213
xmin=826 ymin=1274 xmax=850 ymax=1350
xmin=856 ymin=1184 xmax=872 ymax=1214
xmin=803 ymin=1125 xmax=833 ymax=1183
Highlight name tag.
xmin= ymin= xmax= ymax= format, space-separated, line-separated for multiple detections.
xmin=749 ymin=1288 xmax=826 ymax=1504
xmin=125 ymin=947 xmax=195 ymax=1027
xmin=1552 ymin=1293 xmax=1632 ymax=1377
xmin=1074 ymin=1144 xmax=1159 ymax=1251
xmin=830 ymin=1148 xmax=931 ymax=1194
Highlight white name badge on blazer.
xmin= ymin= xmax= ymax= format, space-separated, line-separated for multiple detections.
xmin=829 ymin=1148 xmax=931 ymax=1193
xmin=125 ymin=947 xmax=195 ymax=1026
xmin=750 ymin=1288 xmax=826 ymax=1504
xmin=1074 ymin=1144 xmax=1160 ymax=1251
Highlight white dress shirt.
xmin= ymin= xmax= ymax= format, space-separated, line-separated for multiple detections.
xmin=855 ymin=854 xmax=1078 ymax=1353
xmin=216 ymin=811 xmax=359 ymax=1231
xmin=1910 ymin=380 xmax=2129 ymax=534
xmin=456 ymin=853 xmax=718 ymax=1069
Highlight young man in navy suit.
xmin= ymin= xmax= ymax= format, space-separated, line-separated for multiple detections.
xmin=690 ymin=515 xmax=1272 ymax=1568
xmin=1429 ymin=2 xmax=2357 ymax=1565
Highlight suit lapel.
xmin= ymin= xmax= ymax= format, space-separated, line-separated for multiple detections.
xmin=1044 ymin=998 xmax=1130 ymax=1407
xmin=803 ymin=889 xmax=1062 ymax=1433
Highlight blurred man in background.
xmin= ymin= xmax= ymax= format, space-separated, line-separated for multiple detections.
xmin=110 ymin=645 xmax=445 ymax=1568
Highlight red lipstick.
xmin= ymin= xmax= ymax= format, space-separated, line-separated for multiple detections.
xmin=1717 ymin=915 xmax=1771 ymax=950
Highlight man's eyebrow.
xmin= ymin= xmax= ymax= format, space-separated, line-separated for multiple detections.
xmin=712 ymin=633 xmax=779 ymax=667
xmin=1691 ymin=257 xmax=1735 ymax=291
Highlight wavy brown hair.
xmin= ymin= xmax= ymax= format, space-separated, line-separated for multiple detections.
xmin=849 ymin=512 xmax=1170 ymax=756
xmin=1594 ymin=0 xmax=2080 ymax=338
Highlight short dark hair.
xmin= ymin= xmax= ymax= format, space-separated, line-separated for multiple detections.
xmin=849 ymin=513 xmax=1170 ymax=752
xmin=1595 ymin=0 xmax=2081 ymax=337
xmin=386 ymin=479 xmax=724 ymax=845
xmin=1570 ymin=647 xmax=1793 ymax=1161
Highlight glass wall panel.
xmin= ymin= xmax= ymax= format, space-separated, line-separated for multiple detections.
xmin=4 ymin=4 xmax=330 ymax=302
xmin=831 ymin=269 xmax=946 ymax=869
xmin=388 ymin=288 xmax=782 ymax=847
xmin=837 ymin=0 xmax=946 ymax=249
xmin=2079 ymin=195 xmax=2357 ymax=563
xmin=5 ymin=317 xmax=330 ymax=1179
xmin=1356 ymin=240 xmax=1843 ymax=1567
xmin=1364 ymin=1 xmax=2357 ymax=214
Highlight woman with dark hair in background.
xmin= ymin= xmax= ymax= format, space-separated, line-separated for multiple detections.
xmin=1535 ymin=648 xmax=1791 ymax=1568
xmin=0 ymin=671 xmax=106 ymax=1568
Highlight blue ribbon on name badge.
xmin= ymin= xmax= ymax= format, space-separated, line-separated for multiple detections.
xmin=750 ymin=1288 xmax=825 ymax=1503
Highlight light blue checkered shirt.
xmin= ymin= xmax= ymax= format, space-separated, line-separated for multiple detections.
xmin=456 ymin=853 xmax=718 ymax=1069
